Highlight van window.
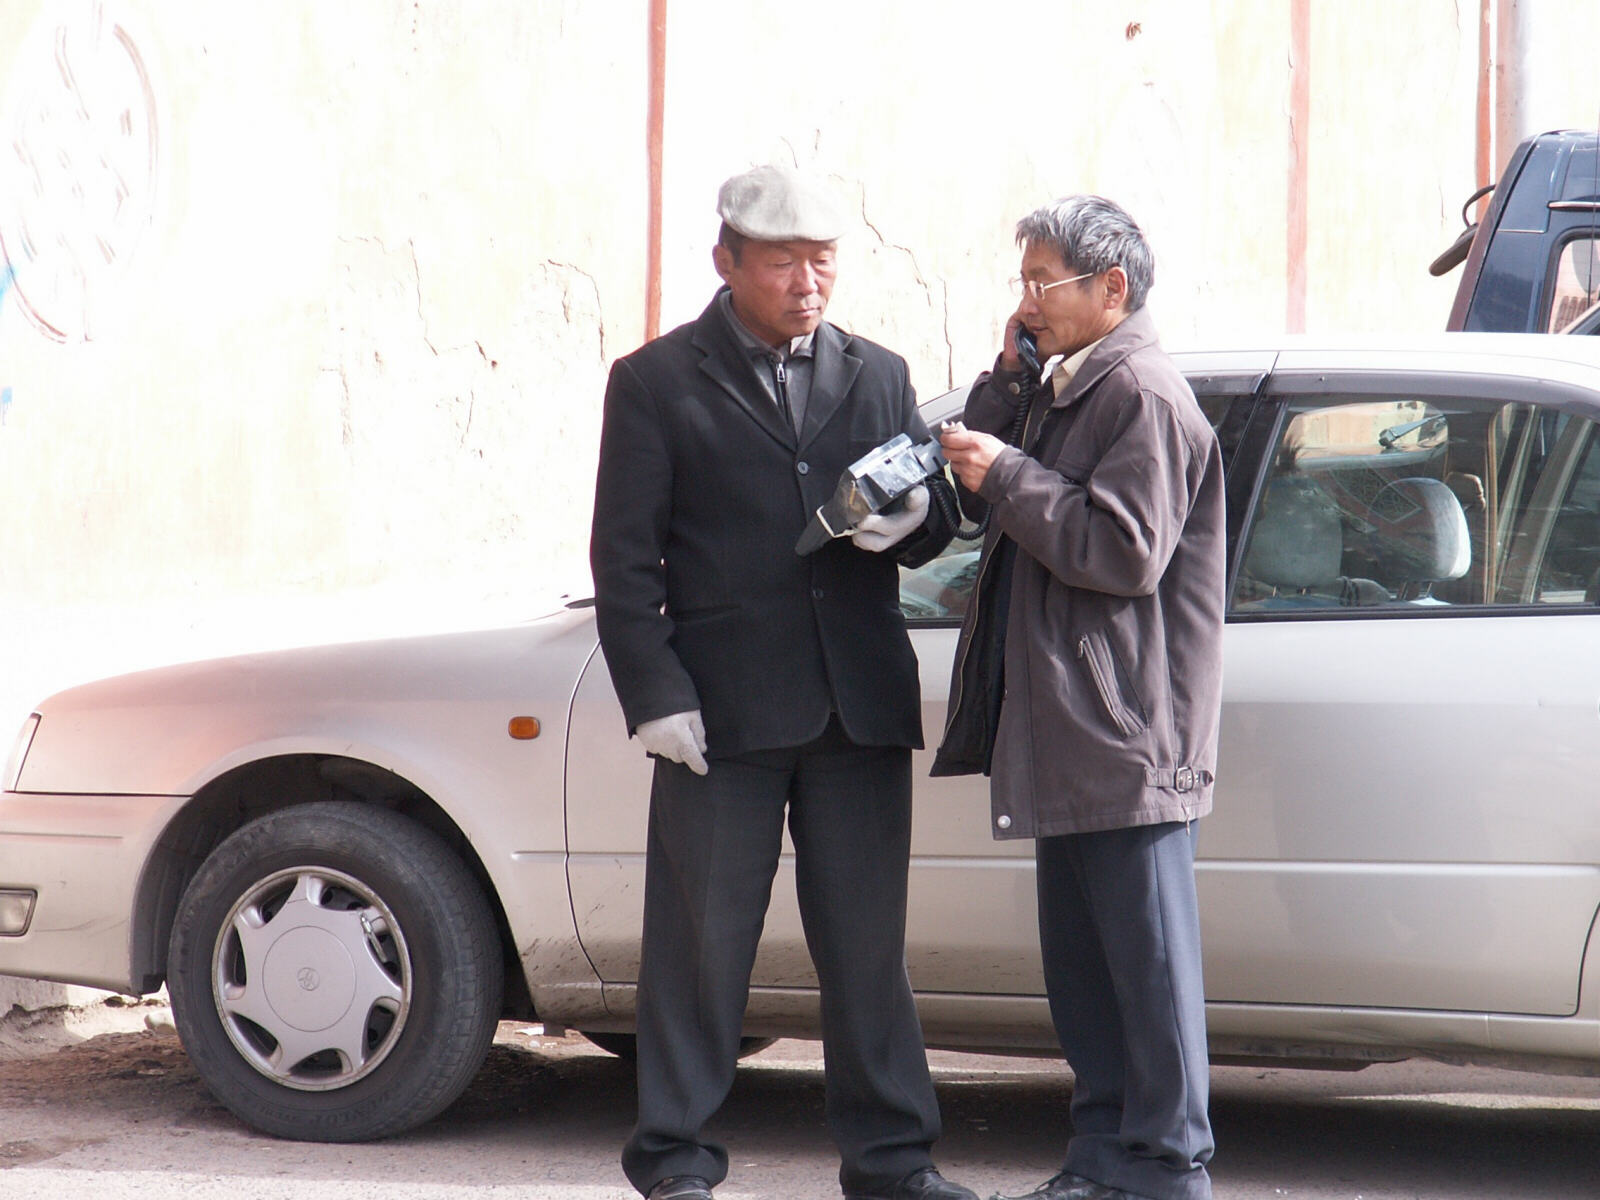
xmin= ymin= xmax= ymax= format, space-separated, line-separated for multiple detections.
xmin=1548 ymin=236 xmax=1600 ymax=333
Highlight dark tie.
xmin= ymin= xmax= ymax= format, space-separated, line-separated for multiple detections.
xmin=767 ymin=353 xmax=795 ymax=431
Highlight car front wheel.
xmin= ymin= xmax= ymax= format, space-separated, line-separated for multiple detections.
xmin=167 ymin=801 xmax=502 ymax=1141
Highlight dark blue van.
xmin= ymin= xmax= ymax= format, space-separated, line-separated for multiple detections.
xmin=1437 ymin=129 xmax=1600 ymax=335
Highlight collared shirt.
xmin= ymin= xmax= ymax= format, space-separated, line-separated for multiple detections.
xmin=1049 ymin=333 xmax=1108 ymax=397
xmin=1018 ymin=337 xmax=1110 ymax=449
xmin=717 ymin=289 xmax=816 ymax=432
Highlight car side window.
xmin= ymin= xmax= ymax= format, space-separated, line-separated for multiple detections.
xmin=1499 ymin=410 xmax=1600 ymax=603
xmin=1195 ymin=392 xmax=1231 ymax=429
xmin=901 ymin=389 xmax=1236 ymax=622
xmin=1232 ymin=395 xmax=1600 ymax=614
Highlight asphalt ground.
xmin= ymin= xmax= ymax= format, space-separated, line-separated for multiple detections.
xmin=1 ymin=1018 xmax=1598 ymax=1199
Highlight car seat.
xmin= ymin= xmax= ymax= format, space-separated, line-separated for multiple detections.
xmin=1349 ymin=476 xmax=1471 ymax=602
xmin=1239 ymin=475 xmax=1344 ymax=606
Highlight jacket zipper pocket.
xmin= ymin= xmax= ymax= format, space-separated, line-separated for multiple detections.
xmin=1078 ymin=631 xmax=1148 ymax=739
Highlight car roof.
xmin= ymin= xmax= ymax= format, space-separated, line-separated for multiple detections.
xmin=921 ymin=333 xmax=1600 ymax=417
xmin=1168 ymin=329 xmax=1596 ymax=361
xmin=1172 ymin=332 xmax=1600 ymax=391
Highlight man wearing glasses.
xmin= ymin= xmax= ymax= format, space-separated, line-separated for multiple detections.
xmin=937 ymin=195 xmax=1225 ymax=1200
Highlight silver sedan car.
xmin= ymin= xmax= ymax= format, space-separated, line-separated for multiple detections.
xmin=4 ymin=335 xmax=1600 ymax=1142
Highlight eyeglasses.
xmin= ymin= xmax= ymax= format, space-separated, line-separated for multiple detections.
xmin=1009 ymin=270 xmax=1095 ymax=301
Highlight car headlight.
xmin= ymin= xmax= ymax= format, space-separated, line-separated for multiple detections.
xmin=3 ymin=714 xmax=40 ymax=792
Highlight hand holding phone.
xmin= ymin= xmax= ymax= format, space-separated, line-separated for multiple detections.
xmin=1002 ymin=312 xmax=1041 ymax=377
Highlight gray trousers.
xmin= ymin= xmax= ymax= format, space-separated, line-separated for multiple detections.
xmin=621 ymin=722 xmax=942 ymax=1196
xmin=1036 ymin=821 xmax=1214 ymax=1200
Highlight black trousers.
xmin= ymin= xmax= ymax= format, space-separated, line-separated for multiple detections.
xmin=1036 ymin=822 xmax=1214 ymax=1200
xmin=621 ymin=722 xmax=941 ymax=1196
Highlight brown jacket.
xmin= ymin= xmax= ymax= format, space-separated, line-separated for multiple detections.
xmin=932 ymin=308 xmax=1225 ymax=838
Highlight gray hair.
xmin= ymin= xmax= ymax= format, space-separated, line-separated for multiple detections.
xmin=1015 ymin=195 xmax=1155 ymax=312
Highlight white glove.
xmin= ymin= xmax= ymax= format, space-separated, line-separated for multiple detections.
xmin=851 ymin=484 xmax=929 ymax=552
xmin=635 ymin=709 xmax=708 ymax=775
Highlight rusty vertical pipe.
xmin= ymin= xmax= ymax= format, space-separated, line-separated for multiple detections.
xmin=1476 ymin=0 xmax=1493 ymax=199
xmin=1287 ymin=0 xmax=1310 ymax=334
xmin=1494 ymin=0 xmax=1527 ymax=176
xmin=645 ymin=0 xmax=667 ymax=342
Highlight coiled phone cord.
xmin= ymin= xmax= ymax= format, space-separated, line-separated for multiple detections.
xmin=934 ymin=358 xmax=1038 ymax=541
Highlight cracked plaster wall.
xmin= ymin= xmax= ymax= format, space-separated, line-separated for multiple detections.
xmin=0 ymin=0 xmax=1597 ymax=1013
xmin=0 ymin=0 xmax=637 ymax=742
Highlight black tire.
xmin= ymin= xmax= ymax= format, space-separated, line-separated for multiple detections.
xmin=166 ymin=801 xmax=502 ymax=1141
xmin=580 ymin=1031 xmax=777 ymax=1061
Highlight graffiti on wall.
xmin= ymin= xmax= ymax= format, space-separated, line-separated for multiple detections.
xmin=0 ymin=2 xmax=159 ymax=418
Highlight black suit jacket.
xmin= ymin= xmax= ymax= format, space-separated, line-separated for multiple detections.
xmin=590 ymin=291 xmax=954 ymax=758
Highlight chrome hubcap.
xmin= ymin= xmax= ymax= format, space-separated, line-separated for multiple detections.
xmin=211 ymin=866 xmax=411 ymax=1091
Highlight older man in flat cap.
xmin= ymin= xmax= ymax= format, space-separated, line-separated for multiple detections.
xmin=591 ymin=164 xmax=972 ymax=1200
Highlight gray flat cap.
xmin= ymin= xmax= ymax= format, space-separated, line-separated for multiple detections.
xmin=716 ymin=164 xmax=847 ymax=242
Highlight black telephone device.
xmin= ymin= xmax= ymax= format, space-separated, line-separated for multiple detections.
xmin=793 ymin=328 xmax=1044 ymax=554
xmin=1015 ymin=326 xmax=1042 ymax=378
xmin=794 ymin=433 xmax=946 ymax=554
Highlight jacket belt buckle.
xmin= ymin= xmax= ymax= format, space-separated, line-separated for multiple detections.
xmin=1173 ymin=766 xmax=1196 ymax=792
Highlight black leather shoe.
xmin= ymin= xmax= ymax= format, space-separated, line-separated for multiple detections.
xmin=647 ymin=1177 xmax=714 ymax=1200
xmin=847 ymin=1165 xmax=981 ymax=1200
xmin=989 ymin=1171 xmax=1113 ymax=1200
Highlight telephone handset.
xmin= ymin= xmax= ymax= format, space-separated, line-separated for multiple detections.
xmin=1014 ymin=326 xmax=1042 ymax=379
xmin=1006 ymin=326 xmax=1041 ymax=446
xmin=934 ymin=326 xmax=1043 ymax=541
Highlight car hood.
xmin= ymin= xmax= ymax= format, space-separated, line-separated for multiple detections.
xmin=14 ymin=602 xmax=603 ymax=797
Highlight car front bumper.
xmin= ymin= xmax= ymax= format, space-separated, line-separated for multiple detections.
xmin=0 ymin=790 xmax=187 ymax=993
